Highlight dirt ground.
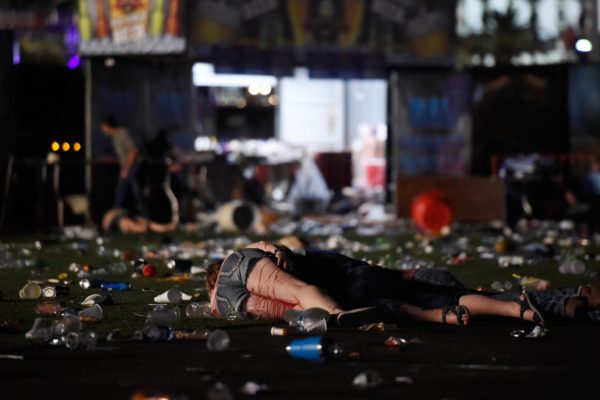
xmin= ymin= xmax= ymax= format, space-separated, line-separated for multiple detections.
xmin=1 ymin=318 xmax=599 ymax=400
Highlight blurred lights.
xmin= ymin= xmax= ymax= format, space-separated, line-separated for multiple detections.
xmin=575 ymin=38 xmax=592 ymax=53
xmin=193 ymin=63 xmax=277 ymax=88
xmin=67 ymin=55 xmax=81 ymax=69
xmin=52 ymin=141 xmax=81 ymax=152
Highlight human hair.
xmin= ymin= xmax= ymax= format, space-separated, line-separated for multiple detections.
xmin=101 ymin=114 xmax=119 ymax=128
xmin=205 ymin=259 xmax=224 ymax=293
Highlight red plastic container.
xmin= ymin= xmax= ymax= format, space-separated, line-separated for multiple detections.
xmin=411 ymin=190 xmax=453 ymax=234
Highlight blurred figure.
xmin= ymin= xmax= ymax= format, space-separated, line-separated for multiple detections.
xmin=140 ymin=128 xmax=180 ymax=228
xmin=101 ymin=208 xmax=177 ymax=234
xmin=100 ymin=115 xmax=148 ymax=218
xmin=585 ymin=155 xmax=600 ymax=232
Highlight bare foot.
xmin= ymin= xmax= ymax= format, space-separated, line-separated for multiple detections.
xmin=565 ymin=296 xmax=588 ymax=318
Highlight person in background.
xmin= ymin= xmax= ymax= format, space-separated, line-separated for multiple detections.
xmin=100 ymin=115 xmax=148 ymax=218
xmin=101 ymin=208 xmax=178 ymax=234
xmin=585 ymin=155 xmax=600 ymax=232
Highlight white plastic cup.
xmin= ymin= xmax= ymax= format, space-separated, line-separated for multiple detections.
xmin=19 ymin=282 xmax=42 ymax=300
xmin=154 ymin=288 xmax=183 ymax=304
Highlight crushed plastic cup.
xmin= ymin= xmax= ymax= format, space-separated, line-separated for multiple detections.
xmin=283 ymin=308 xmax=329 ymax=333
xmin=79 ymin=304 xmax=103 ymax=322
xmin=510 ymin=325 xmax=549 ymax=339
xmin=490 ymin=280 xmax=513 ymax=293
xmin=19 ymin=282 xmax=42 ymax=300
xmin=352 ymin=370 xmax=384 ymax=388
xmin=207 ymin=382 xmax=233 ymax=400
xmin=154 ymin=288 xmax=191 ymax=304
xmin=41 ymin=284 xmax=69 ymax=299
xmin=185 ymin=302 xmax=213 ymax=318
xmin=81 ymin=293 xmax=113 ymax=307
xmin=285 ymin=336 xmax=341 ymax=362
xmin=133 ymin=325 xmax=174 ymax=342
xmin=512 ymin=274 xmax=551 ymax=291
xmin=558 ymin=259 xmax=586 ymax=275
xmin=270 ymin=327 xmax=288 ymax=336
xmin=25 ymin=318 xmax=54 ymax=342
xmin=55 ymin=312 xmax=82 ymax=334
xmin=146 ymin=305 xmax=180 ymax=327
xmin=174 ymin=327 xmax=209 ymax=340
xmin=239 ymin=381 xmax=269 ymax=395
xmin=61 ymin=331 xmax=97 ymax=350
xmin=299 ymin=316 xmax=327 ymax=333
xmin=206 ymin=329 xmax=230 ymax=352
xmin=141 ymin=264 xmax=158 ymax=278
xmin=35 ymin=301 xmax=62 ymax=316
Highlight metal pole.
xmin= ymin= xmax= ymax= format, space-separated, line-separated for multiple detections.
xmin=0 ymin=155 xmax=14 ymax=230
xmin=84 ymin=59 xmax=93 ymax=225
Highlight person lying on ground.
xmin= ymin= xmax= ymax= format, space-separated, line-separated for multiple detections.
xmin=205 ymin=241 xmax=599 ymax=327
xmin=101 ymin=208 xmax=177 ymax=234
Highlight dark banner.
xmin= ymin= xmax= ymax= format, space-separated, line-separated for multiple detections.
xmin=570 ymin=65 xmax=600 ymax=154
xmin=78 ymin=0 xmax=185 ymax=55
xmin=190 ymin=0 xmax=456 ymax=69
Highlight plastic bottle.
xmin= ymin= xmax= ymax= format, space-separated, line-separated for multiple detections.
xmin=558 ymin=258 xmax=586 ymax=274
xmin=490 ymin=280 xmax=513 ymax=293
xmin=352 ymin=370 xmax=384 ymax=388
xmin=62 ymin=330 xmax=98 ymax=350
xmin=285 ymin=336 xmax=341 ymax=362
xmin=25 ymin=318 xmax=54 ymax=342
xmin=185 ymin=302 xmax=213 ymax=318
xmin=206 ymin=329 xmax=230 ymax=351
xmin=146 ymin=305 xmax=180 ymax=327
xmin=133 ymin=325 xmax=174 ymax=342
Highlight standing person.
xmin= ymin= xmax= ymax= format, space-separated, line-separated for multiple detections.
xmin=100 ymin=115 xmax=147 ymax=218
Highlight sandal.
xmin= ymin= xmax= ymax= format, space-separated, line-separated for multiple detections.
xmin=516 ymin=291 xmax=545 ymax=326
xmin=441 ymin=305 xmax=471 ymax=327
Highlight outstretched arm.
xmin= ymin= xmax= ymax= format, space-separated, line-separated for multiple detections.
xmin=247 ymin=257 xmax=344 ymax=314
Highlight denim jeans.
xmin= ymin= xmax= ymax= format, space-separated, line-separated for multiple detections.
xmin=114 ymin=161 xmax=148 ymax=217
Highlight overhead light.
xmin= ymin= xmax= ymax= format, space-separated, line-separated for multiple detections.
xmin=73 ymin=142 xmax=82 ymax=152
xmin=575 ymin=38 xmax=592 ymax=53
xmin=51 ymin=141 xmax=60 ymax=152
xmin=193 ymin=63 xmax=277 ymax=88
xmin=62 ymin=142 xmax=70 ymax=152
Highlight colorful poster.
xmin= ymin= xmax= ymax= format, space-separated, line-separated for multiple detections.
xmin=390 ymin=72 xmax=472 ymax=177
xmin=108 ymin=0 xmax=150 ymax=45
xmin=79 ymin=0 xmax=185 ymax=55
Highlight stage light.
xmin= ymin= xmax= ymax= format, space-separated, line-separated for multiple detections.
xmin=73 ymin=142 xmax=82 ymax=152
xmin=248 ymin=84 xmax=260 ymax=95
xmin=67 ymin=55 xmax=81 ymax=69
xmin=62 ymin=142 xmax=70 ymax=152
xmin=259 ymin=84 xmax=272 ymax=95
xmin=51 ymin=142 xmax=60 ymax=152
xmin=575 ymin=38 xmax=592 ymax=53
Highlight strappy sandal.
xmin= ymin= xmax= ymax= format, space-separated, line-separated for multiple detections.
xmin=516 ymin=291 xmax=545 ymax=326
xmin=441 ymin=305 xmax=470 ymax=327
